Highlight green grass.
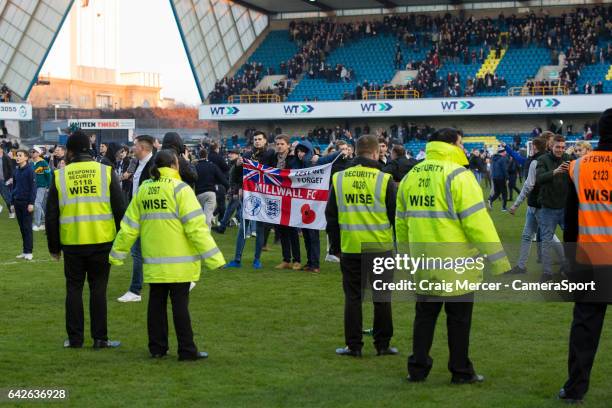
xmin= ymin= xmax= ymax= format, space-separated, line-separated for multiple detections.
xmin=0 ymin=196 xmax=611 ymax=407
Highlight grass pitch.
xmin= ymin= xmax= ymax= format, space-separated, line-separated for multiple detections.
xmin=0 ymin=195 xmax=611 ymax=407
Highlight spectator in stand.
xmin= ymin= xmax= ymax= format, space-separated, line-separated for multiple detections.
xmin=31 ymin=147 xmax=51 ymax=231
xmin=194 ymin=148 xmax=229 ymax=228
xmin=487 ymin=147 xmax=509 ymax=211
xmin=0 ymin=144 xmax=15 ymax=217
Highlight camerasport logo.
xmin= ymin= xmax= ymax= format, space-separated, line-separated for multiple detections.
xmin=360 ymin=102 xmax=393 ymax=113
xmin=440 ymin=100 xmax=475 ymax=111
xmin=283 ymin=104 xmax=314 ymax=115
xmin=525 ymin=98 xmax=561 ymax=109
xmin=209 ymin=106 xmax=240 ymax=116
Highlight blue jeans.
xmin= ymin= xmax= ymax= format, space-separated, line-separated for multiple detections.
xmin=517 ymin=207 xmax=541 ymax=269
xmin=34 ymin=187 xmax=48 ymax=227
xmin=234 ymin=219 xmax=264 ymax=263
xmin=129 ymin=238 xmax=143 ymax=294
xmin=219 ymin=196 xmax=240 ymax=230
xmin=0 ymin=182 xmax=11 ymax=210
xmin=536 ymin=207 xmax=566 ymax=276
xmin=302 ymin=228 xmax=320 ymax=268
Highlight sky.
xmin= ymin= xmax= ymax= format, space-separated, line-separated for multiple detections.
xmin=40 ymin=0 xmax=201 ymax=105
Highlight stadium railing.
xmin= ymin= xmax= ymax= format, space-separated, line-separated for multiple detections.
xmin=363 ymin=89 xmax=420 ymax=100
xmin=228 ymin=94 xmax=282 ymax=104
xmin=507 ymin=85 xmax=569 ymax=96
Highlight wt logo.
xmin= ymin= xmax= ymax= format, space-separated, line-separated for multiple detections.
xmin=441 ymin=100 xmax=475 ymax=111
xmin=525 ymin=98 xmax=560 ymax=109
xmin=210 ymin=106 xmax=240 ymax=116
xmin=283 ymin=104 xmax=314 ymax=114
xmin=360 ymin=102 xmax=393 ymax=113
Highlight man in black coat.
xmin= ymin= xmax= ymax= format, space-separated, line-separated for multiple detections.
xmin=207 ymin=141 xmax=230 ymax=222
xmin=382 ymin=145 xmax=418 ymax=183
xmin=162 ymin=132 xmax=198 ymax=187
xmin=0 ymin=144 xmax=14 ymax=215
xmin=194 ymin=148 xmax=229 ymax=228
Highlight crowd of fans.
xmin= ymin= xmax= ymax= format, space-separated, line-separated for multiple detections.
xmin=209 ymin=6 xmax=611 ymax=103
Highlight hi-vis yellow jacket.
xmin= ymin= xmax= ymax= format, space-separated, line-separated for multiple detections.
xmin=396 ymin=141 xmax=510 ymax=296
xmin=109 ymin=167 xmax=225 ymax=283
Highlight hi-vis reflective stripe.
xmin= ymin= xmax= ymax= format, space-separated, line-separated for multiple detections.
xmin=336 ymin=170 xmax=386 ymax=212
xmin=110 ymin=250 xmax=127 ymax=260
xmin=445 ymin=167 xmax=467 ymax=218
xmin=579 ymin=202 xmax=612 ymax=212
xmin=141 ymin=212 xmax=178 ymax=221
xmin=122 ymin=215 xmax=139 ymax=229
xmin=396 ymin=202 xmax=486 ymax=220
xmin=181 ymin=208 xmax=204 ymax=223
xmin=200 ymin=247 xmax=221 ymax=259
xmin=579 ymin=226 xmax=612 ymax=235
xmin=60 ymin=213 xmax=113 ymax=223
xmin=457 ymin=202 xmax=486 ymax=219
xmin=173 ymin=182 xmax=189 ymax=217
xmin=58 ymin=164 xmax=109 ymax=206
xmin=487 ymin=250 xmax=507 ymax=262
xmin=143 ymin=249 xmax=220 ymax=264
xmin=144 ymin=255 xmax=200 ymax=264
xmin=340 ymin=223 xmax=391 ymax=231
xmin=397 ymin=210 xmax=454 ymax=219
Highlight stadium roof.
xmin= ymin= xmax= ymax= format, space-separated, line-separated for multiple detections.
xmin=236 ymin=0 xmax=489 ymax=14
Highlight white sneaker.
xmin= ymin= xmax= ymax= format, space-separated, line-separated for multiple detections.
xmin=8 ymin=212 xmax=15 ymax=219
xmin=32 ymin=226 xmax=39 ymax=231
xmin=189 ymin=282 xmax=196 ymax=291
xmin=251 ymin=232 xmax=257 ymax=237
xmin=16 ymin=253 xmax=26 ymax=259
xmin=325 ymin=254 xmax=341 ymax=263
xmin=117 ymin=291 xmax=141 ymax=302
xmin=38 ymin=225 xmax=45 ymax=231
xmin=0 ymin=204 xmax=3 ymax=213
xmin=24 ymin=254 xmax=33 ymax=261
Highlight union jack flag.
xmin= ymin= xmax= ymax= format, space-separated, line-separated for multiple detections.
xmin=243 ymin=159 xmax=284 ymax=186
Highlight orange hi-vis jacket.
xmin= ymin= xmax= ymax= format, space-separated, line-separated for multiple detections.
xmin=569 ymin=151 xmax=612 ymax=265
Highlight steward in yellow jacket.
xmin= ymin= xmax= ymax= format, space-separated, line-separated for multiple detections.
xmin=109 ymin=149 xmax=225 ymax=360
xmin=395 ymin=128 xmax=510 ymax=384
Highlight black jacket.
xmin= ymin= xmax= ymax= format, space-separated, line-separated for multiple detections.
xmin=536 ymin=151 xmax=571 ymax=209
xmin=228 ymin=159 xmax=242 ymax=195
xmin=325 ymin=156 xmax=397 ymax=257
xmin=129 ymin=157 xmax=154 ymax=200
xmin=382 ymin=156 xmax=418 ymax=183
xmin=194 ymin=160 xmax=229 ymax=195
xmin=161 ymin=133 xmax=198 ymax=187
xmin=209 ymin=151 xmax=230 ymax=173
xmin=46 ymin=155 xmax=126 ymax=255
xmin=526 ymin=151 xmax=544 ymax=208
xmin=0 ymin=154 xmax=13 ymax=181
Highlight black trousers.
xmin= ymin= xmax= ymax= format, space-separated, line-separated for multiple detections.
xmin=64 ymin=249 xmax=110 ymax=345
xmin=14 ymin=201 xmax=33 ymax=254
xmin=148 ymin=282 xmax=198 ymax=359
xmin=340 ymin=254 xmax=393 ymax=351
xmin=563 ymin=302 xmax=608 ymax=399
xmin=408 ymin=294 xmax=475 ymax=380
xmin=279 ymin=225 xmax=300 ymax=263
xmin=489 ymin=178 xmax=508 ymax=209
xmin=508 ymin=176 xmax=521 ymax=200
xmin=214 ymin=185 xmax=226 ymax=218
